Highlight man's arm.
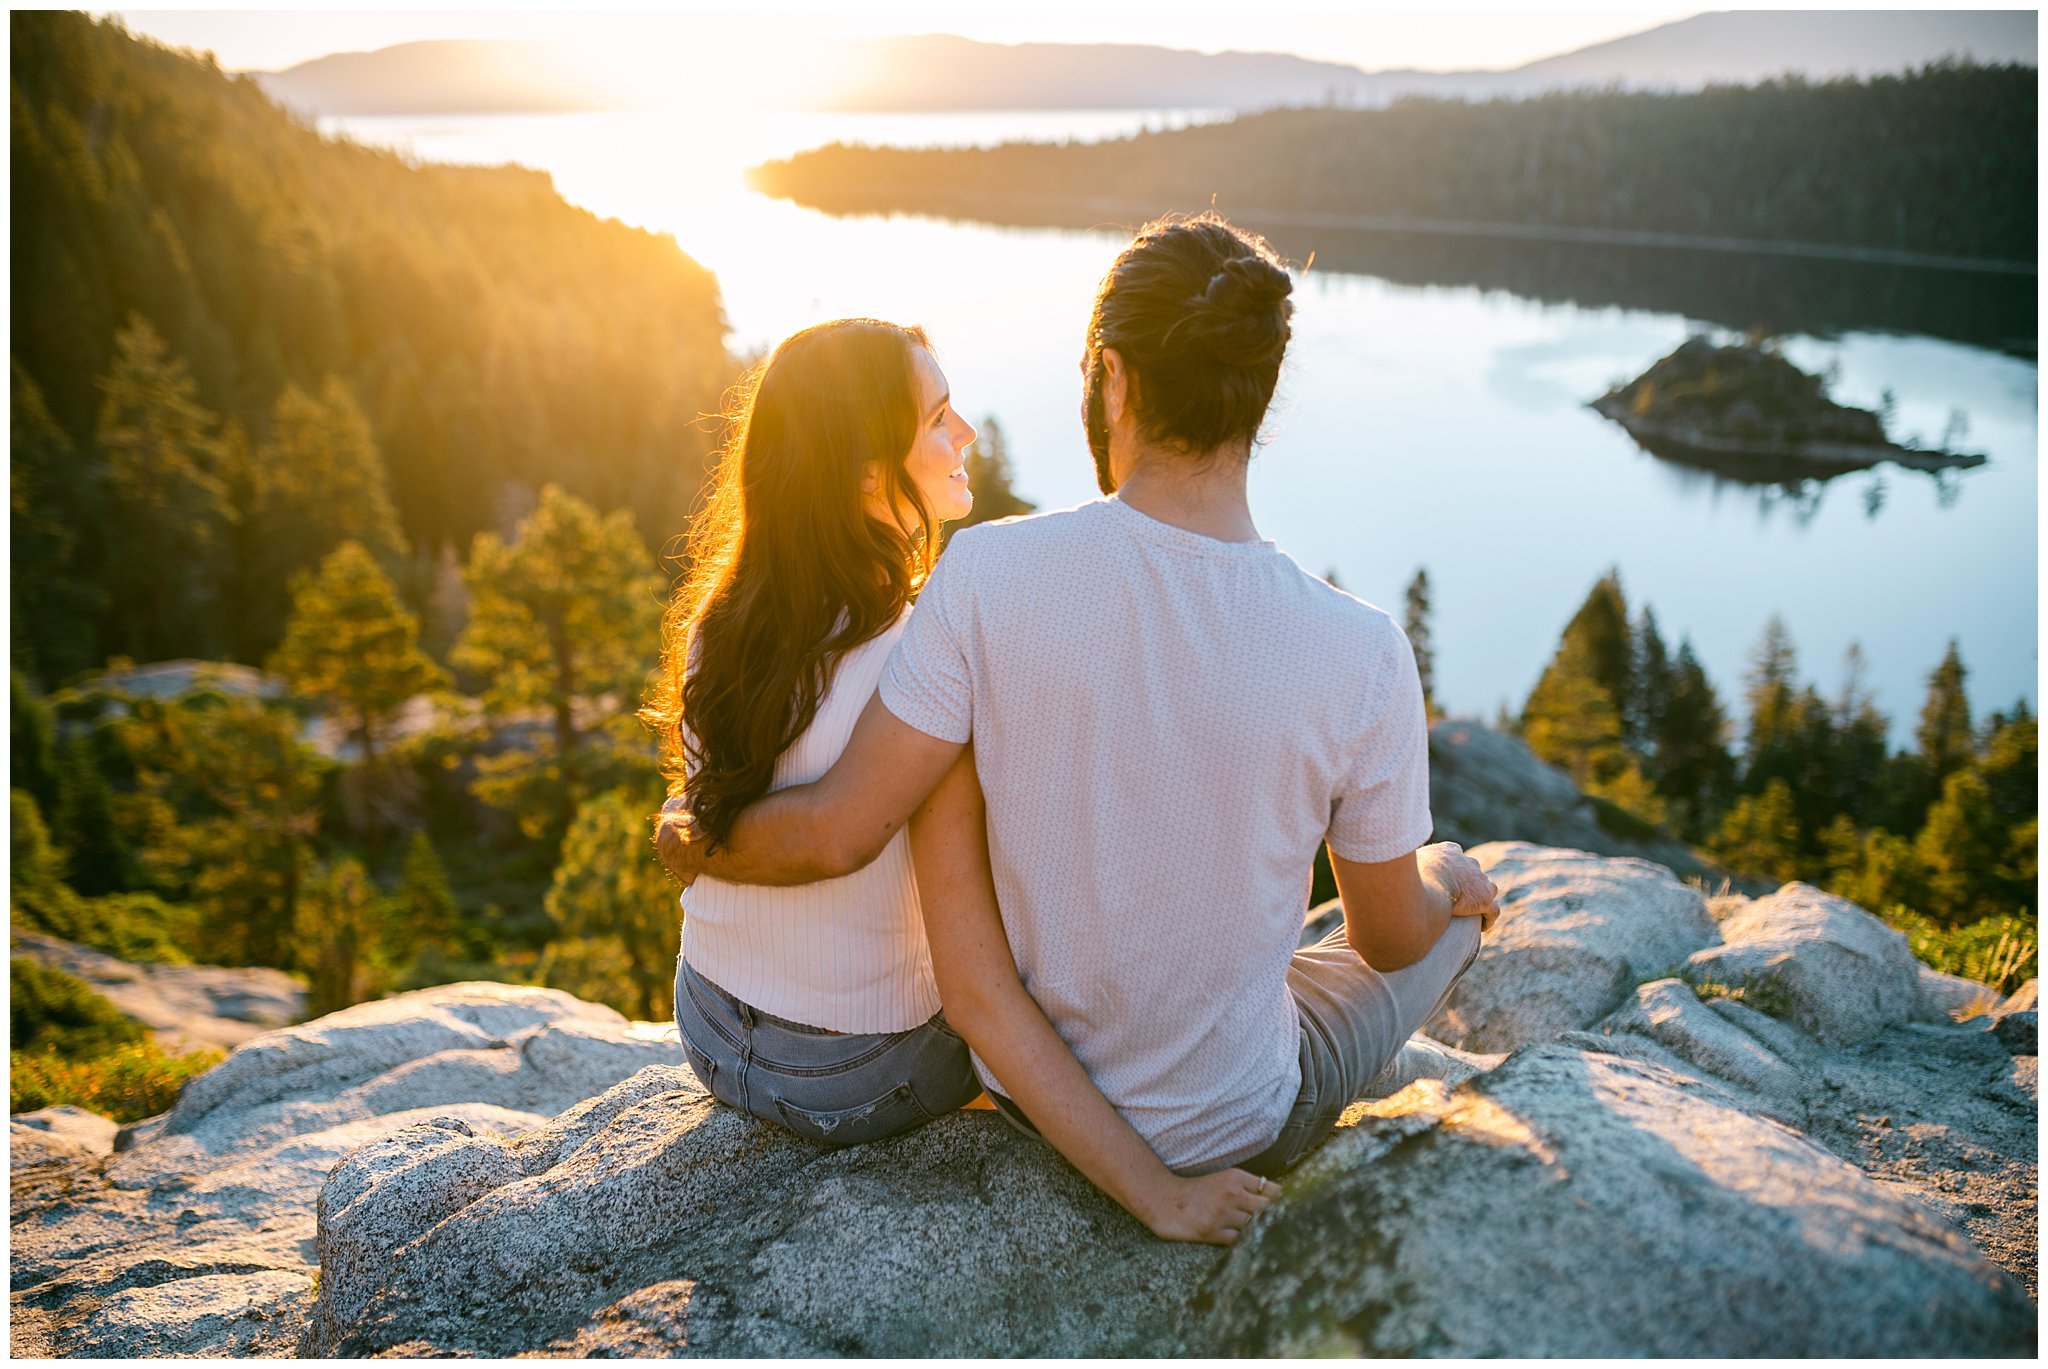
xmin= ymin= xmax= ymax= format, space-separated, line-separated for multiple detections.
xmin=912 ymin=749 xmax=1278 ymax=1246
xmin=657 ymin=691 xmax=963 ymax=887
xmin=1330 ymin=841 xmax=1499 ymax=972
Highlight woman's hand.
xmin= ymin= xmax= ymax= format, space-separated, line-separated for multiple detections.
xmin=1137 ymin=1168 xmax=1281 ymax=1246
xmin=654 ymin=794 xmax=704 ymax=889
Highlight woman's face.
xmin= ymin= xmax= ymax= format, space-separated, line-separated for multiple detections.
xmin=892 ymin=346 xmax=976 ymax=525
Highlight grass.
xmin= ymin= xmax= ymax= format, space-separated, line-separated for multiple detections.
xmin=1676 ymin=967 xmax=1798 ymax=1020
xmin=10 ymin=1040 xmax=226 ymax=1123
xmin=1883 ymin=908 xmax=2038 ymax=999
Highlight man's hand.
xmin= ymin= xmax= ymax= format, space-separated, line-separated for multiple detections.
xmin=655 ymin=794 xmax=705 ymax=889
xmin=1417 ymin=842 xmax=1502 ymax=933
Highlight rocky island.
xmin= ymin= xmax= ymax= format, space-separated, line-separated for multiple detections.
xmin=1591 ymin=336 xmax=1988 ymax=480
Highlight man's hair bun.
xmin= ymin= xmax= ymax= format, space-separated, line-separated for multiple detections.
xmin=1084 ymin=211 xmax=1296 ymax=457
xmin=1204 ymin=256 xmax=1293 ymax=315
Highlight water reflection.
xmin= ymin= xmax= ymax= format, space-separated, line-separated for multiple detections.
xmin=320 ymin=108 xmax=2038 ymax=738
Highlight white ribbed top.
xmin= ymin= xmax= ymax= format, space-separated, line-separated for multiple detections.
xmin=680 ymin=607 xmax=939 ymax=1033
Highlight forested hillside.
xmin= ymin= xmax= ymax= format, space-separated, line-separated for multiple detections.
xmin=754 ymin=63 xmax=2036 ymax=265
xmin=12 ymin=11 xmax=732 ymax=681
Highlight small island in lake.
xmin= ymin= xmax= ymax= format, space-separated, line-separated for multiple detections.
xmin=1591 ymin=337 xmax=1987 ymax=480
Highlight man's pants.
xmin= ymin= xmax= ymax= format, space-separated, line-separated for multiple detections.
xmin=987 ymin=914 xmax=1484 ymax=1176
xmin=1235 ymin=914 xmax=1484 ymax=1178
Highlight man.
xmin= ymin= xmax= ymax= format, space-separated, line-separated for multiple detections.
xmin=660 ymin=212 xmax=1496 ymax=1245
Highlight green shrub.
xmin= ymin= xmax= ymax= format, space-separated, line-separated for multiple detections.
xmin=1884 ymin=907 xmax=2037 ymax=997
xmin=9 ymin=1040 xmax=224 ymax=1123
xmin=10 ymin=958 xmax=144 ymax=1055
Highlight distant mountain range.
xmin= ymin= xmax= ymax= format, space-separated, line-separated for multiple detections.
xmin=251 ymin=10 xmax=2036 ymax=118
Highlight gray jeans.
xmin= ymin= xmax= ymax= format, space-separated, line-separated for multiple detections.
xmin=987 ymin=913 xmax=1483 ymax=1177
xmin=674 ymin=956 xmax=980 ymax=1147
xmin=1235 ymin=914 xmax=1484 ymax=1177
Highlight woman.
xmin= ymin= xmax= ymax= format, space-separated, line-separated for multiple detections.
xmin=643 ymin=317 xmax=983 ymax=1146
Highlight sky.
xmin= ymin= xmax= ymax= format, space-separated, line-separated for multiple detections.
xmin=109 ymin=3 xmax=1713 ymax=75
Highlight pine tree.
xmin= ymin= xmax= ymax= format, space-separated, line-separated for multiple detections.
xmin=1706 ymin=777 xmax=1804 ymax=884
xmin=1978 ymin=703 xmax=2037 ymax=830
xmin=1404 ymin=568 xmax=1437 ymax=719
xmin=1914 ymin=640 xmax=1974 ymax=788
xmin=11 ymin=672 xmax=62 ymax=818
xmin=51 ymin=730 xmax=138 ymax=897
xmin=1650 ymin=638 xmax=1737 ymax=837
xmin=1520 ymin=572 xmax=1633 ymax=781
xmin=133 ymin=697 xmax=329 ymax=967
xmin=12 ymin=362 xmax=106 ymax=682
xmin=538 ymin=787 xmax=681 ymax=1019
xmin=271 ymin=541 xmax=448 ymax=771
xmin=1520 ymin=573 xmax=1636 ymax=787
xmin=93 ymin=314 xmax=230 ymax=660
xmin=1829 ymin=643 xmax=1892 ymax=828
xmin=453 ymin=486 xmax=663 ymax=839
xmin=389 ymin=831 xmax=463 ymax=964
xmin=1741 ymin=615 xmax=1799 ymax=773
xmin=1913 ymin=767 xmax=2008 ymax=923
xmin=293 ymin=856 xmax=388 ymax=1016
xmin=1522 ymin=657 xmax=1627 ymax=789
xmin=1632 ymin=607 xmax=1673 ymax=752
xmin=254 ymin=379 xmax=407 ymax=576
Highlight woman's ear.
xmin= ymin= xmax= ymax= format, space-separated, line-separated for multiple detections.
xmin=859 ymin=460 xmax=883 ymax=497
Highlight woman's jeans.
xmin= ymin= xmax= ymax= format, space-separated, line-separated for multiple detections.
xmin=674 ymin=956 xmax=979 ymax=1146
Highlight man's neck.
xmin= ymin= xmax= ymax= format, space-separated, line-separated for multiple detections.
xmin=1113 ymin=448 xmax=1261 ymax=543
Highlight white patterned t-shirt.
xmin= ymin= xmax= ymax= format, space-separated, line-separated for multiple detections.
xmin=880 ymin=496 xmax=1432 ymax=1171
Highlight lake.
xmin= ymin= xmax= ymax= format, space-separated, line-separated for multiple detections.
xmin=324 ymin=108 xmax=2038 ymax=742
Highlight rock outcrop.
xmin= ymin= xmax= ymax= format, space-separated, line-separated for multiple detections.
xmin=1684 ymin=882 xmax=1927 ymax=1047
xmin=9 ymin=984 xmax=681 ymax=1357
xmin=11 ymin=932 xmax=305 ymax=1054
xmin=1425 ymin=842 xmax=1721 ymax=1051
xmin=1426 ymin=720 xmax=1741 ymax=885
xmin=12 ymin=849 xmax=2038 ymax=1357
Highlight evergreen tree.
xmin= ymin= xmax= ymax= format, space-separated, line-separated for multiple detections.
xmin=951 ymin=417 xmax=1037 ymax=531
xmin=1740 ymin=615 xmax=1800 ymax=783
xmin=51 ymin=730 xmax=138 ymax=896
xmin=133 ymin=697 xmax=330 ymax=967
xmin=1978 ymin=703 xmax=2037 ymax=830
xmin=1914 ymin=639 xmax=1974 ymax=788
xmin=1828 ymin=643 xmax=1893 ymax=828
xmin=1520 ymin=573 xmax=1633 ymax=785
xmin=1648 ymin=637 xmax=1736 ymax=836
xmin=1404 ymin=568 xmax=1437 ymax=719
xmin=537 ymin=787 xmax=681 ymax=1019
xmin=11 ymin=789 xmax=85 ymax=940
xmin=389 ymin=831 xmax=463 ymax=965
xmin=1706 ymin=777 xmax=1804 ymax=884
xmin=11 ymin=672 xmax=62 ymax=818
xmin=1913 ymin=767 xmax=2011 ymax=923
xmin=93 ymin=314 xmax=229 ymax=660
xmin=11 ymin=362 xmax=106 ymax=682
xmin=270 ymin=540 xmax=448 ymax=772
xmin=452 ymin=485 xmax=662 ymax=839
xmin=293 ymin=856 xmax=388 ymax=1016
xmin=1631 ymin=607 xmax=1673 ymax=752
xmin=1521 ymin=656 xmax=1627 ymax=789
xmin=247 ymin=378 xmax=408 ymax=639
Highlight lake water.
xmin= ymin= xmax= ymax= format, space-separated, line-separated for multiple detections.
xmin=325 ymin=108 xmax=2038 ymax=742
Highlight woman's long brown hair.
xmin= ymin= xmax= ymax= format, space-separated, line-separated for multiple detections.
xmin=642 ymin=320 xmax=937 ymax=851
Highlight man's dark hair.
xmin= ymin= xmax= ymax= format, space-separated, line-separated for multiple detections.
xmin=1083 ymin=212 xmax=1294 ymax=491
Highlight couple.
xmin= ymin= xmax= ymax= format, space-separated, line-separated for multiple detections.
xmin=648 ymin=212 xmax=1499 ymax=1246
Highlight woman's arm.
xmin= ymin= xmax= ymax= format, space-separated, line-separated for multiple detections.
xmin=910 ymin=748 xmax=1278 ymax=1245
